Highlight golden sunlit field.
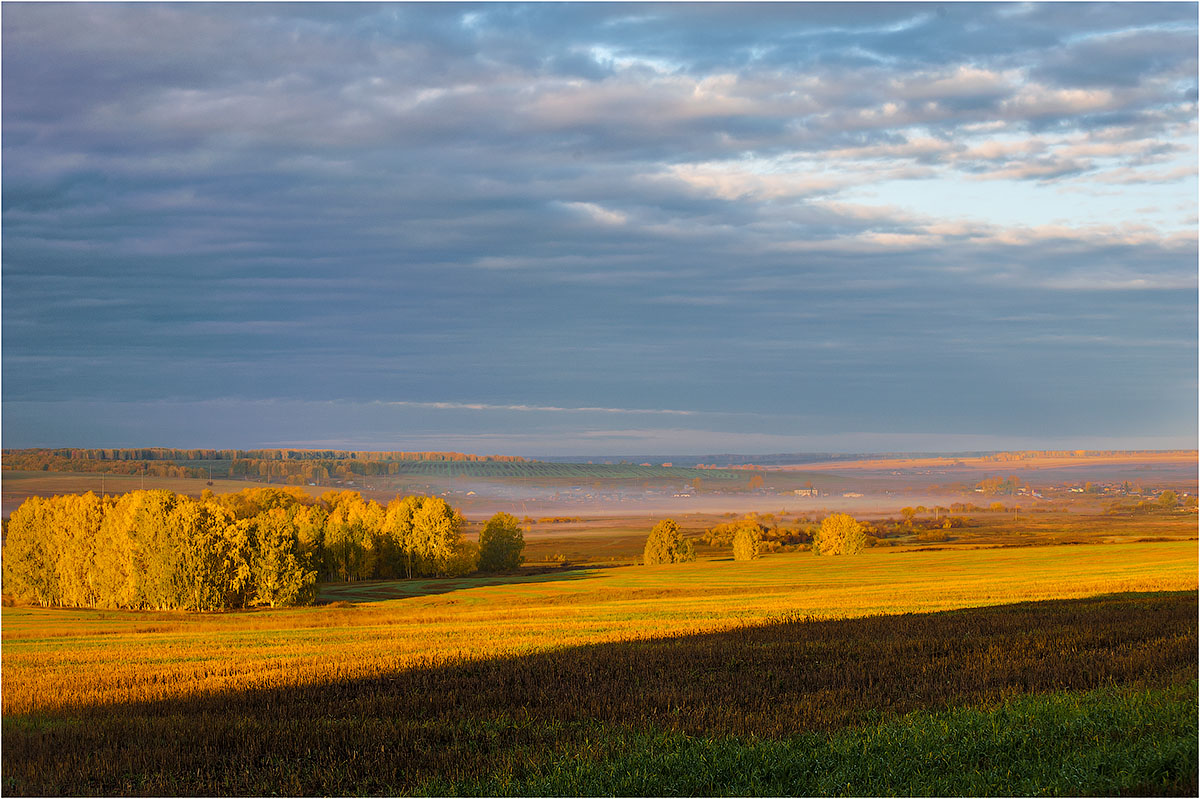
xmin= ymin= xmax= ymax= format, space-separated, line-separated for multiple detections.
xmin=3 ymin=533 xmax=1198 ymax=794
xmin=5 ymin=540 xmax=1196 ymax=716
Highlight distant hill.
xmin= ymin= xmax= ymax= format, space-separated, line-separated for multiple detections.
xmin=535 ymin=450 xmax=1197 ymax=468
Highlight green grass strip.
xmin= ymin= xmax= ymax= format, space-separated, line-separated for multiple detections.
xmin=427 ymin=682 xmax=1199 ymax=797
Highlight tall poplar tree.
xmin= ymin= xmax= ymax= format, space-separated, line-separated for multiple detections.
xmin=323 ymin=494 xmax=382 ymax=581
xmin=2 ymin=496 xmax=59 ymax=606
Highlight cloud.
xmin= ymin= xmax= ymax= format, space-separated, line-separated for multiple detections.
xmin=559 ymin=201 xmax=628 ymax=225
xmin=1032 ymin=26 xmax=1199 ymax=89
xmin=658 ymin=161 xmax=848 ymax=201
xmin=2 ymin=2 xmax=1195 ymax=451
xmin=378 ymin=401 xmax=695 ymax=416
xmin=8 ymin=398 xmax=1194 ymax=454
xmin=1035 ymin=271 xmax=1198 ymax=292
xmin=1093 ymin=164 xmax=1197 ymax=185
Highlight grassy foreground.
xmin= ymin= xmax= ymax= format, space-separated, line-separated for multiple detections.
xmin=3 ymin=592 xmax=1196 ymax=795
xmin=428 ymin=684 xmax=1198 ymax=797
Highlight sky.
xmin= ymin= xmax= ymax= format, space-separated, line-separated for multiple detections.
xmin=2 ymin=1 xmax=1197 ymax=456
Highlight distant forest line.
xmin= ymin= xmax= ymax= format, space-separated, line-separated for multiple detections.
xmin=4 ymin=447 xmax=527 ymax=462
xmin=540 ymin=449 xmax=1197 ymax=467
xmin=2 ymin=448 xmax=743 ymax=485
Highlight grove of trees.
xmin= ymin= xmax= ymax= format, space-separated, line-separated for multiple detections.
xmin=2 ymin=487 xmax=525 ymax=610
xmin=975 ymin=475 xmax=1024 ymax=495
xmin=700 ymin=514 xmax=812 ymax=553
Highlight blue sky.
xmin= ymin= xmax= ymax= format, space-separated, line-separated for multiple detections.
xmin=3 ymin=2 xmax=1196 ymax=455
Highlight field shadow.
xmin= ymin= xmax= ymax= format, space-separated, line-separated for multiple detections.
xmin=4 ymin=592 xmax=1196 ymax=796
xmin=3 ymin=592 xmax=1196 ymax=796
xmin=315 ymin=566 xmax=596 ymax=604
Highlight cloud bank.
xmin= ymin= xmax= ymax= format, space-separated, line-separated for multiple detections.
xmin=3 ymin=3 xmax=1195 ymax=453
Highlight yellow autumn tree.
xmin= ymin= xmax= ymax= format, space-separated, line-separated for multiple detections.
xmin=643 ymin=519 xmax=695 ymax=565
xmin=410 ymin=496 xmax=476 ymax=577
xmin=166 ymin=498 xmax=249 ymax=611
xmin=813 ymin=513 xmax=866 ymax=556
xmin=732 ymin=522 xmax=763 ymax=561
xmin=478 ymin=512 xmax=525 ymax=572
xmin=241 ymin=507 xmax=319 ymax=607
xmin=3 ymin=486 xmax=478 ymax=610
xmin=102 ymin=490 xmax=181 ymax=609
xmin=323 ymin=494 xmax=382 ymax=582
xmin=381 ymin=494 xmax=424 ymax=578
xmin=2 ymin=496 xmax=59 ymax=606
xmin=52 ymin=492 xmax=105 ymax=607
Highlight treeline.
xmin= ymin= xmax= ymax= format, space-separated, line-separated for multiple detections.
xmin=666 ymin=512 xmax=872 ymax=562
xmin=5 ymin=448 xmax=527 ymax=462
xmin=1 ymin=453 xmax=209 ymax=478
xmin=227 ymin=457 xmax=470 ymax=483
xmin=3 ymin=448 xmax=528 ymax=486
xmin=697 ymin=510 xmax=978 ymax=554
xmin=699 ymin=514 xmax=813 ymax=553
xmin=0 ymin=451 xmax=497 ymax=484
xmin=2 ymin=487 xmax=523 ymax=611
xmin=981 ymin=449 xmax=1195 ymax=461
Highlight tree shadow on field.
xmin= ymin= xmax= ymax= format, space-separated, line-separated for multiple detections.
xmin=316 ymin=566 xmax=596 ymax=604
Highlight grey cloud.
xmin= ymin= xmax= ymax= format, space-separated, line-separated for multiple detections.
xmin=1032 ymin=27 xmax=1199 ymax=89
xmin=6 ymin=3 xmax=1192 ymax=169
xmin=3 ymin=2 xmax=1195 ymax=451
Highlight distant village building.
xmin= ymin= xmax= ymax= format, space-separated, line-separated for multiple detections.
xmin=793 ymin=488 xmax=818 ymax=497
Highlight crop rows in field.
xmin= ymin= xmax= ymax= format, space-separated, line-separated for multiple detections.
xmin=2 ymin=592 xmax=1195 ymax=796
